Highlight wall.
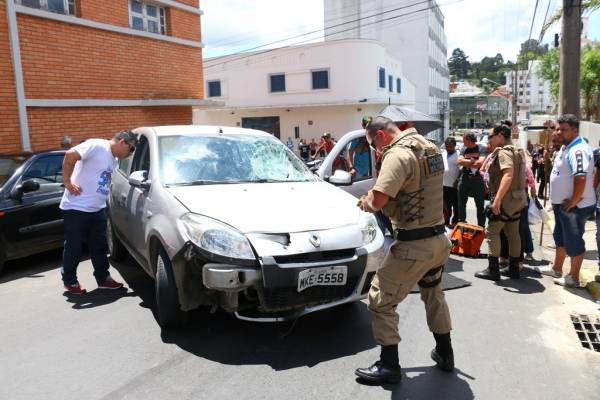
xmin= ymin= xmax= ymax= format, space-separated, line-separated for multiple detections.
xmin=194 ymin=104 xmax=382 ymax=143
xmin=0 ymin=0 xmax=21 ymax=153
xmin=204 ymin=40 xmax=416 ymax=109
xmin=17 ymin=14 xmax=203 ymax=100
xmin=28 ymin=106 xmax=192 ymax=150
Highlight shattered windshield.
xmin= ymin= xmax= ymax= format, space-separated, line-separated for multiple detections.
xmin=159 ymin=135 xmax=317 ymax=186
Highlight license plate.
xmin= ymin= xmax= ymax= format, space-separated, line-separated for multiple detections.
xmin=297 ymin=266 xmax=347 ymax=292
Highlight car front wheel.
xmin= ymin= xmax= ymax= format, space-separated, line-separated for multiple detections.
xmin=155 ymin=248 xmax=185 ymax=328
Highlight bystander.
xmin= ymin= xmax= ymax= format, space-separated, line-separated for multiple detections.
xmin=59 ymin=130 xmax=138 ymax=294
xmin=537 ymin=115 xmax=596 ymax=287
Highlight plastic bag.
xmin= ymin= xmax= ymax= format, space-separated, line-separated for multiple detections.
xmin=528 ymin=199 xmax=542 ymax=225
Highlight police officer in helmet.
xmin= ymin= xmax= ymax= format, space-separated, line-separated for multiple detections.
xmin=355 ymin=116 xmax=454 ymax=384
xmin=475 ymin=123 xmax=526 ymax=280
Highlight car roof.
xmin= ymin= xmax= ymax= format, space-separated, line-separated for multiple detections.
xmin=137 ymin=125 xmax=273 ymax=138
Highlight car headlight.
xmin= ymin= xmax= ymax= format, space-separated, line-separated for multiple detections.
xmin=359 ymin=212 xmax=378 ymax=245
xmin=178 ymin=213 xmax=255 ymax=260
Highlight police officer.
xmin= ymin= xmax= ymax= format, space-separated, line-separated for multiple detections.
xmin=355 ymin=116 xmax=454 ymax=384
xmin=475 ymin=123 xmax=527 ymax=280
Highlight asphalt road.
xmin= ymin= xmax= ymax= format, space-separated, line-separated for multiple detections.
xmin=1 ymin=234 xmax=600 ymax=400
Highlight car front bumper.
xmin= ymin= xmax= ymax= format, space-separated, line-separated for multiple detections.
xmin=201 ymin=236 xmax=385 ymax=321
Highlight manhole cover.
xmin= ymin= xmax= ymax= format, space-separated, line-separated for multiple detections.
xmin=571 ymin=314 xmax=600 ymax=352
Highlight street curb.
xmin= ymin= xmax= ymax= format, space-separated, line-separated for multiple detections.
xmin=580 ymin=270 xmax=600 ymax=299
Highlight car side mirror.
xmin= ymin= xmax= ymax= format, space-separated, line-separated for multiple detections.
xmin=129 ymin=170 xmax=151 ymax=190
xmin=329 ymin=170 xmax=352 ymax=186
xmin=10 ymin=179 xmax=40 ymax=201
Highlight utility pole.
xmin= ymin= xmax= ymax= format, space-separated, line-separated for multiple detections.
xmin=559 ymin=0 xmax=581 ymax=116
xmin=512 ymin=63 xmax=519 ymax=127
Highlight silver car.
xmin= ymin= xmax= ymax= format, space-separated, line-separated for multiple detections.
xmin=108 ymin=125 xmax=384 ymax=327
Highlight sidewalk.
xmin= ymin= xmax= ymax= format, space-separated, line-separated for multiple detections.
xmin=529 ymin=204 xmax=600 ymax=301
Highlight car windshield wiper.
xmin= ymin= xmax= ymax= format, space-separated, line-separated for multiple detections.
xmin=166 ymin=180 xmax=238 ymax=187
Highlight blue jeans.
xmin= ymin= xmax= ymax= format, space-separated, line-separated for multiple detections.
xmin=552 ymin=204 xmax=594 ymax=257
xmin=61 ymin=209 xmax=110 ymax=285
xmin=596 ymin=205 xmax=600 ymax=267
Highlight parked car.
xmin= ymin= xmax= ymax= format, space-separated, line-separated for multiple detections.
xmin=107 ymin=126 xmax=384 ymax=327
xmin=0 ymin=151 xmax=65 ymax=274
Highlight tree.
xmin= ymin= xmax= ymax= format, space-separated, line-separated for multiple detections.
xmin=541 ymin=0 xmax=600 ymax=36
xmin=581 ymin=44 xmax=600 ymax=120
xmin=517 ymin=39 xmax=548 ymax=65
xmin=537 ymin=48 xmax=560 ymax=101
xmin=448 ymin=48 xmax=471 ymax=79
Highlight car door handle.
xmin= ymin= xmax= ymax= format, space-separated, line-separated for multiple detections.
xmin=146 ymin=210 xmax=153 ymax=218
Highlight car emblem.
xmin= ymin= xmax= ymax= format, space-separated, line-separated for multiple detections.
xmin=309 ymin=234 xmax=321 ymax=248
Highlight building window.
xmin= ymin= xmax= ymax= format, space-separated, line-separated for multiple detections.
xmin=269 ymin=74 xmax=286 ymax=93
xmin=129 ymin=0 xmax=166 ymax=35
xmin=396 ymin=78 xmax=401 ymax=93
xmin=378 ymin=67 xmax=386 ymax=88
xmin=207 ymin=80 xmax=221 ymax=97
xmin=388 ymin=75 xmax=393 ymax=92
xmin=17 ymin=0 xmax=75 ymax=15
xmin=312 ymin=70 xmax=329 ymax=90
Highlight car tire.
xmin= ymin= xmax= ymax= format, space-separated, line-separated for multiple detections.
xmin=107 ymin=217 xmax=127 ymax=261
xmin=155 ymin=248 xmax=185 ymax=328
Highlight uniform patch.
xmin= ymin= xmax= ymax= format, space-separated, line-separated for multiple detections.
xmin=575 ymin=150 xmax=584 ymax=174
xmin=425 ymin=153 xmax=444 ymax=175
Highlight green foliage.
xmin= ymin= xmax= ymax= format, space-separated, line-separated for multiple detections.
xmin=517 ymin=39 xmax=548 ymax=65
xmin=448 ymin=48 xmax=471 ymax=79
xmin=581 ymin=44 xmax=600 ymax=120
xmin=537 ymin=48 xmax=560 ymax=101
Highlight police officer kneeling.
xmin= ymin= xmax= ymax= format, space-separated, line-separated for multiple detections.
xmin=355 ymin=116 xmax=454 ymax=384
xmin=475 ymin=123 xmax=527 ymax=280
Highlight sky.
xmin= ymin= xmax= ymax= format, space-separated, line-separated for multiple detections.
xmin=201 ymin=0 xmax=600 ymax=62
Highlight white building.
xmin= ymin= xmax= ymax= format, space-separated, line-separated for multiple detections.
xmin=194 ymin=39 xmax=416 ymax=142
xmin=323 ymin=0 xmax=450 ymax=141
xmin=505 ymin=60 xmax=554 ymax=122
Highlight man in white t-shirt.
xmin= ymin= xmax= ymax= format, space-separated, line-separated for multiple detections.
xmin=536 ymin=115 xmax=595 ymax=288
xmin=442 ymin=137 xmax=460 ymax=227
xmin=60 ymin=130 xmax=137 ymax=294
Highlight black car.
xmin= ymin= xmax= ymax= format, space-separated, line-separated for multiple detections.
xmin=0 ymin=151 xmax=65 ymax=274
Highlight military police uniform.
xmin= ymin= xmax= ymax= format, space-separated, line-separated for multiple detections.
xmin=356 ymin=128 xmax=454 ymax=383
xmin=476 ymin=141 xmax=527 ymax=280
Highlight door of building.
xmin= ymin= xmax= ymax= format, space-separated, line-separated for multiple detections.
xmin=242 ymin=117 xmax=281 ymax=139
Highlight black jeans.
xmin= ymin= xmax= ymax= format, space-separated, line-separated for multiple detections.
xmin=61 ymin=209 xmax=110 ymax=285
xmin=457 ymin=175 xmax=486 ymax=227
xmin=443 ymin=186 xmax=458 ymax=225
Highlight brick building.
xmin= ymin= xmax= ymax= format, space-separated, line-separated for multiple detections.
xmin=1 ymin=0 xmax=212 ymax=153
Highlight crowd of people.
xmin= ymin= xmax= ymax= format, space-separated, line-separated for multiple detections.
xmin=442 ymin=114 xmax=600 ymax=287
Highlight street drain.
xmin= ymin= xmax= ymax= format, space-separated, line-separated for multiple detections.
xmin=571 ymin=314 xmax=600 ymax=352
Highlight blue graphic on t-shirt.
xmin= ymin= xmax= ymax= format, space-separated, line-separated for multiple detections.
xmin=96 ymin=167 xmax=113 ymax=195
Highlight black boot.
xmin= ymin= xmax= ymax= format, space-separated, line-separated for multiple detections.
xmin=508 ymin=257 xmax=521 ymax=279
xmin=355 ymin=345 xmax=401 ymax=384
xmin=475 ymin=257 xmax=500 ymax=281
xmin=431 ymin=332 xmax=454 ymax=372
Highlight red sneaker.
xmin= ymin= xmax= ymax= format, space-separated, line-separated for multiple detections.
xmin=98 ymin=276 xmax=124 ymax=290
xmin=64 ymin=282 xmax=87 ymax=295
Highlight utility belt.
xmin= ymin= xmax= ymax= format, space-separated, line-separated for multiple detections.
xmin=394 ymin=224 xmax=446 ymax=241
xmin=484 ymin=205 xmax=520 ymax=222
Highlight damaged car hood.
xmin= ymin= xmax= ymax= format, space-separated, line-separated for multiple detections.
xmin=168 ymin=181 xmax=360 ymax=233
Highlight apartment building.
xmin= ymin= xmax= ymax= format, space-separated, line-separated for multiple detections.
xmin=1 ymin=0 xmax=212 ymax=153
xmin=505 ymin=60 xmax=554 ymax=122
xmin=323 ymin=0 xmax=450 ymax=141
xmin=195 ymin=39 xmax=416 ymax=142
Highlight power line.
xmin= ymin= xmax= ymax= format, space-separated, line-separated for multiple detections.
xmin=203 ymin=0 xmax=435 ymax=68
xmin=204 ymin=0 xmax=459 ymax=71
xmin=206 ymin=0 xmax=411 ymax=50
